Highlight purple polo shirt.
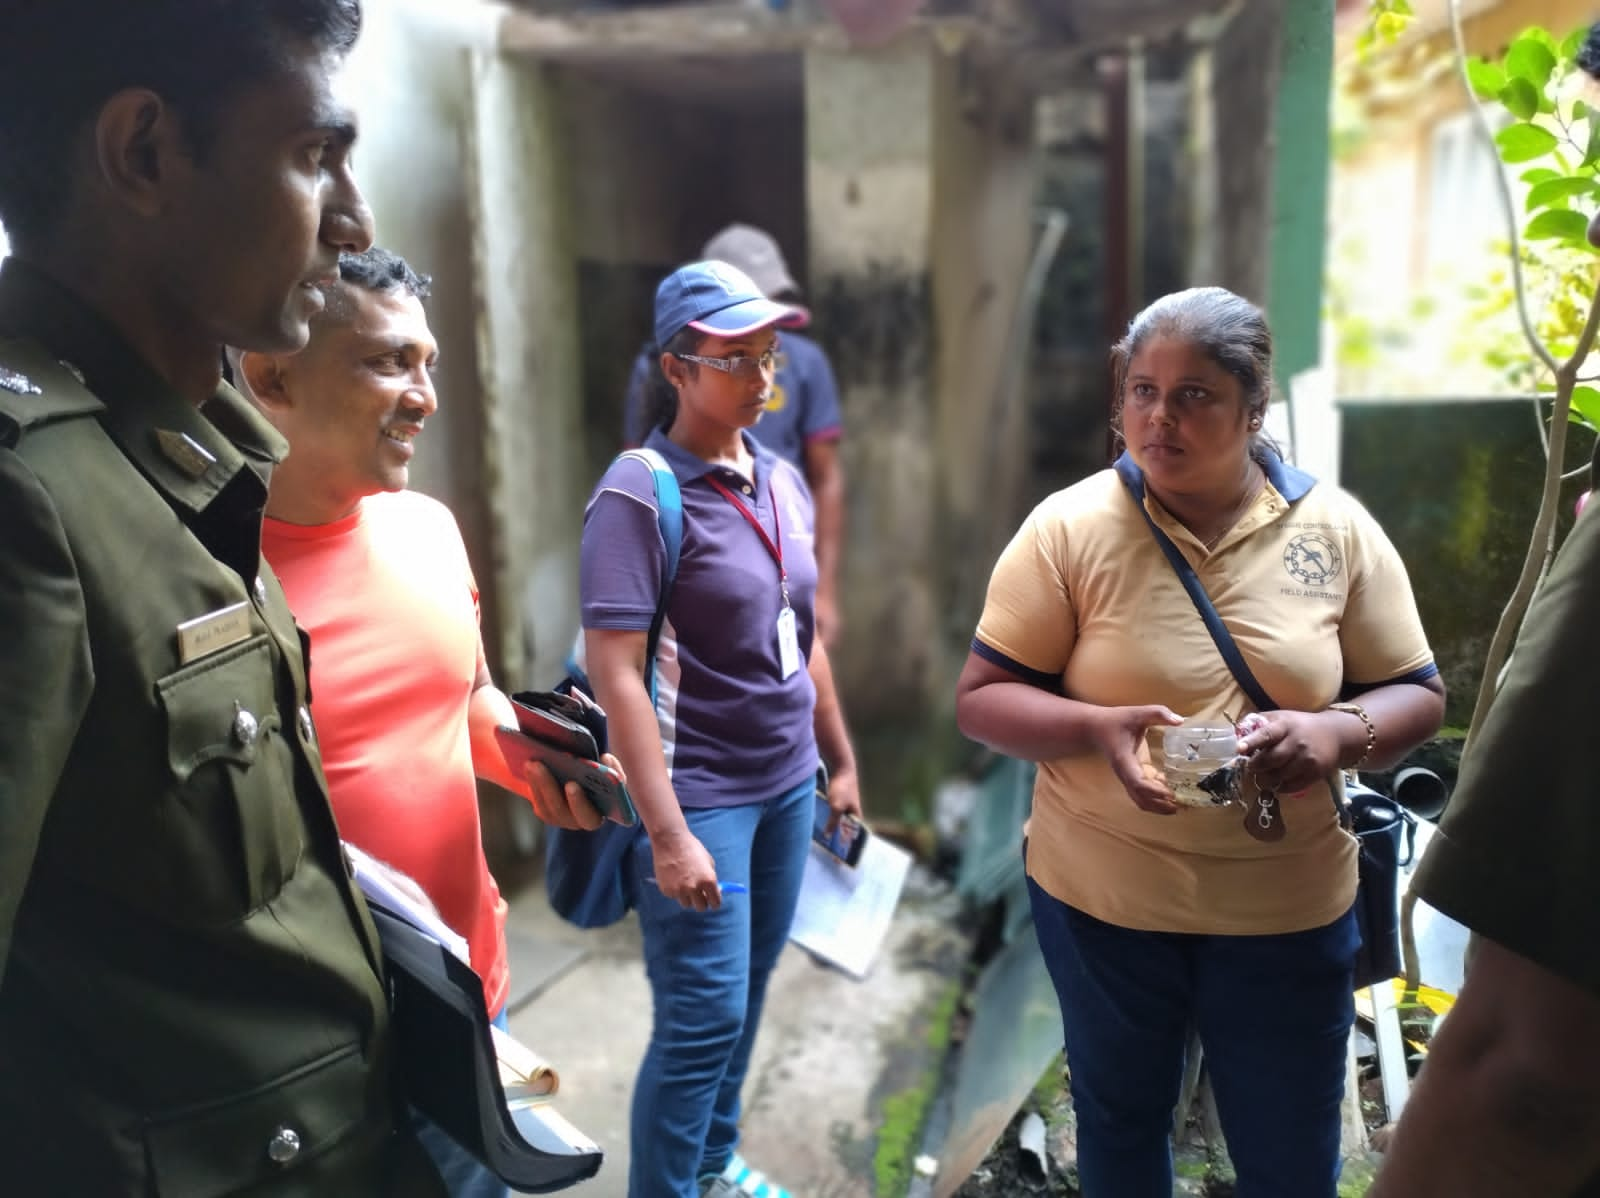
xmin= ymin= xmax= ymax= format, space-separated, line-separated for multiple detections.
xmin=580 ymin=428 xmax=820 ymax=807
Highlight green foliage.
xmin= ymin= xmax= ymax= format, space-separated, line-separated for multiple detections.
xmin=871 ymin=981 xmax=964 ymax=1198
xmin=1356 ymin=0 xmax=1415 ymax=55
xmin=1459 ymin=24 xmax=1600 ymax=430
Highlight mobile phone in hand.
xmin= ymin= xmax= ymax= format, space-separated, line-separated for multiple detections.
xmin=811 ymin=766 xmax=866 ymax=867
xmin=494 ymin=726 xmax=638 ymax=827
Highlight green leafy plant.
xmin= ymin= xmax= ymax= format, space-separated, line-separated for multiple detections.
xmin=1373 ymin=4 xmax=1600 ymax=1010
xmin=1450 ymin=15 xmax=1600 ymax=742
xmin=1357 ymin=0 xmax=1416 ymax=54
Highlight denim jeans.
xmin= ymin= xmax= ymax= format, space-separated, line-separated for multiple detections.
xmin=627 ymin=776 xmax=815 ymax=1198
xmin=412 ymin=1008 xmax=511 ymax=1198
xmin=1027 ymin=878 xmax=1359 ymax=1198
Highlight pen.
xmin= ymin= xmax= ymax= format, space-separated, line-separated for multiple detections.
xmin=643 ymin=878 xmax=748 ymax=896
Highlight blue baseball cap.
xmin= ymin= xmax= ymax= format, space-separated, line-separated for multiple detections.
xmin=654 ymin=260 xmax=798 ymax=347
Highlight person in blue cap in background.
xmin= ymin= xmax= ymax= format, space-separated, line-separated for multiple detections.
xmin=584 ymin=260 xmax=862 ymax=1198
xmin=624 ymin=225 xmax=847 ymax=648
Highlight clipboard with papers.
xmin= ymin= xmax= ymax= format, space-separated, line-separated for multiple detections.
xmin=788 ymin=830 xmax=912 ymax=979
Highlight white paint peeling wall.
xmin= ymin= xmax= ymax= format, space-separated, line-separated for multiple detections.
xmin=806 ymin=44 xmax=935 ymax=274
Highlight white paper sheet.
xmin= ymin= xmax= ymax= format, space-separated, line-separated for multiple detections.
xmin=345 ymin=841 xmax=471 ymax=964
xmin=788 ymin=833 xmax=912 ymax=979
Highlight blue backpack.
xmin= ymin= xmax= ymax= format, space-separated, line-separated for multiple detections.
xmin=544 ymin=449 xmax=682 ymax=928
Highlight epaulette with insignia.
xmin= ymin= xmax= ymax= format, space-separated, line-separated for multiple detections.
xmin=0 ymin=365 xmax=40 ymax=396
xmin=0 ymin=344 xmax=107 ymax=444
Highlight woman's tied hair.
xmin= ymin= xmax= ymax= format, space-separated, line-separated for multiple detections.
xmin=638 ymin=326 xmax=708 ymax=436
xmin=1109 ymin=286 xmax=1275 ymax=437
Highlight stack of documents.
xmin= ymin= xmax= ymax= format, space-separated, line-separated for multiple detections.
xmin=346 ymin=842 xmax=471 ymax=964
xmin=349 ymin=845 xmax=566 ymax=1103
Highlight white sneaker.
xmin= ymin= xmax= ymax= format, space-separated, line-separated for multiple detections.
xmin=703 ymin=1153 xmax=792 ymax=1198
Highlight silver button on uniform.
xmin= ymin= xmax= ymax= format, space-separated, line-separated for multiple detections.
xmin=266 ymin=1125 xmax=302 ymax=1166
xmin=254 ymin=576 xmax=268 ymax=606
xmin=232 ymin=708 xmax=259 ymax=748
xmin=298 ymin=706 xmax=315 ymax=744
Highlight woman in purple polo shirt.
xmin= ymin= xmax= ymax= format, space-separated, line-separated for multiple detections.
xmin=580 ymin=260 xmax=863 ymax=1198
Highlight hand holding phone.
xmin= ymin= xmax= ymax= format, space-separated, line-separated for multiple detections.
xmin=812 ymin=765 xmax=867 ymax=867
xmin=495 ymin=726 xmax=638 ymax=827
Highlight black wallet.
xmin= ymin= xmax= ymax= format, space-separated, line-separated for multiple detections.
xmin=510 ymin=690 xmax=607 ymax=759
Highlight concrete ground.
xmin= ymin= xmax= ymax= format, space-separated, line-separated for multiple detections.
xmin=500 ymin=860 xmax=971 ymax=1198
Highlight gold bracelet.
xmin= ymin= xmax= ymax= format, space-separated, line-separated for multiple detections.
xmin=1328 ymin=701 xmax=1377 ymax=770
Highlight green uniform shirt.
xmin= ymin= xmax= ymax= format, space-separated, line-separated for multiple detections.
xmin=1413 ymin=498 xmax=1600 ymax=997
xmin=0 ymin=259 xmax=444 ymax=1196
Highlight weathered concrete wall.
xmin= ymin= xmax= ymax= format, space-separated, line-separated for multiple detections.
xmin=930 ymin=52 xmax=1040 ymax=685
xmin=341 ymin=0 xmax=500 ymax=656
xmin=806 ymin=44 xmax=940 ymax=810
xmin=465 ymin=52 xmax=588 ymax=695
xmin=807 ymin=42 xmax=1042 ymax=813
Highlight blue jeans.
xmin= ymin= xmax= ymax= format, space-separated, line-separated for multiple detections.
xmin=628 ymin=777 xmax=814 ymax=1198
xmin=412 ymin=1008 xmax=511 ymax=1198
xmin=1027 ymin=878 xmax=1359 ymax=1198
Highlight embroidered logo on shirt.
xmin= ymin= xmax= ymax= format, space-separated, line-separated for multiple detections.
xmin=1283 ymin=533 xmax=1342 ymax=588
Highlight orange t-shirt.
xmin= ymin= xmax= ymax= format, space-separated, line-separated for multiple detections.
xmin=263 ymin=490 xmax=509 ymax=1017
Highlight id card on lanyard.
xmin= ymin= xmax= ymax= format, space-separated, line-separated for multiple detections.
xmin=706 ymin=474 xmax=802 ymax=679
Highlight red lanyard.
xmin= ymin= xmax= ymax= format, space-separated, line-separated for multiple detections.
xmin=705 ymin=475 xmax=790 ymax=607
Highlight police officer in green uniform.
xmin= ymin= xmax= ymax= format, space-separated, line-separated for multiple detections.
xmin=0 ymin=2 xmax=446 ymax=1193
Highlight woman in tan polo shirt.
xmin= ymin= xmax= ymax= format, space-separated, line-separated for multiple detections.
xmin=956 ymin=287 xmax=1444 ymax=1198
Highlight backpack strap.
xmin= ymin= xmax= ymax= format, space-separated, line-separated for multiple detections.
xmin=565 ymin=448 xmax=683 ymax=701
xmin=621 ymin=448 xmax=682 ymax=702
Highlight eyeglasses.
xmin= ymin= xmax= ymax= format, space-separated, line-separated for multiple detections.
xmin=674 ymin=349 xmax=780 ymax=380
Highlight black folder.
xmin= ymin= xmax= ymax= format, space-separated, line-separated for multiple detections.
xmin=368 ymin=901 xmax=604 ymax=1193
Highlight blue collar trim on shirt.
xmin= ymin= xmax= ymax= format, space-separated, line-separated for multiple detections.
xmin=646 ymin=427 xmax=778 ymax=490
xmin=1112 ymin=449 xmax=1317 ymax=503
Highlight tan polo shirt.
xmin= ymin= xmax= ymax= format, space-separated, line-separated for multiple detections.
xmin=974 ymin=457 xmax=1437 ymax=936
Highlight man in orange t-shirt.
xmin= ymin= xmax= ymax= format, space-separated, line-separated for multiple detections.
xmin=237 ymin=247 xmax=609 ymax=1198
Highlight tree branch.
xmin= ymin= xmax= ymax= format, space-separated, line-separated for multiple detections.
xmin=1447 ymin=0 xmax=1560 ymax=379
xmin=1466 ymin=282 xmax=1600 ymax=749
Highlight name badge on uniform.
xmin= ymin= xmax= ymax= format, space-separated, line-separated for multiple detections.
xmin=176 ymin=600 xmax=252 ymax=665
xmin=777 ymin=606 xmax=801 ymax=680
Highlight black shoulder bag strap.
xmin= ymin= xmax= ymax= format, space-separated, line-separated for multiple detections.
xmin=1115 ymin=456 xmax=1355 ymax=838
xmin=1114 ymin=456 xmax=1278 ymax=711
